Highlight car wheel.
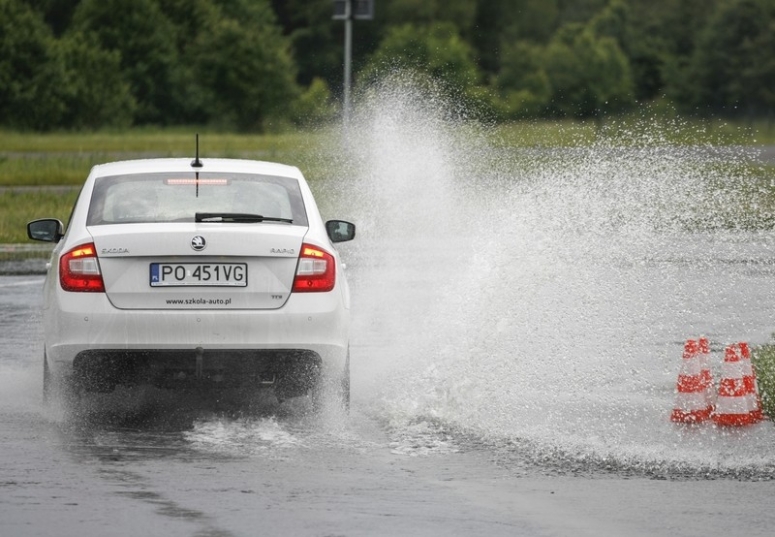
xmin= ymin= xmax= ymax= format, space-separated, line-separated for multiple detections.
xmin=339 ymin=352 xmax=351 ymax=412
xmin=309 ymin=374 xmax=325 ymax=414
xmin=42 ymin=352 xmax=51 ymax=406
xmin=309 ymin=353 xmax=350 ymax=414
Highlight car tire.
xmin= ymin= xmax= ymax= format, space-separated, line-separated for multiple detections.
xmin=339 ymin=352 xmax=351 ymax=412
xmin=310 ymin=354 xmax=350 ymax=415
xmin=42 ymin=352 xmax=51 ymax=406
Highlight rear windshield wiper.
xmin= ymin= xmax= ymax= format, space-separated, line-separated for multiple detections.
xmin=195 ymin=212 xmax=293 ymax=224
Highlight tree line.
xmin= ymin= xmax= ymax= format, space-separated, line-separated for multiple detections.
xmin=2 ymin=0 xmax=774 ymax=131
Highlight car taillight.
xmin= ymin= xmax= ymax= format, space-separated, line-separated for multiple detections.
xmin=292 ymin=243 xmax=335 ymax=293
xmin=59 ymin=243 xmax=105 ymax=292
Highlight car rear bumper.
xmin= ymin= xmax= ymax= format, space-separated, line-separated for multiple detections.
xmin=70 ymin=348 xmax=323 ymax=397
xmin=44 ymin=291 xmax=349 ymax=386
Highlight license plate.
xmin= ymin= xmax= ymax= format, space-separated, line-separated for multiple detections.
xmin=150 ymin=263 xmax=247 ymax=287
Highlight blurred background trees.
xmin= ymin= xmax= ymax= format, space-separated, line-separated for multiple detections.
xmin=1 ymin=0 xmax=773 ymax=131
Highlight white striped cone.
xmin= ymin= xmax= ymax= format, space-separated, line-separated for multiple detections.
xmin=712 ymin=344 xmax=762 ymax=426
xmin=671 ymin=339 xmax=714 ymax=423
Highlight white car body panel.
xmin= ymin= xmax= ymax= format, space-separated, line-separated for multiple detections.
xmin=90 ymin=224 xmax=305 ymax=309
xmin=35 ymin=158 xmax=353 ymax=398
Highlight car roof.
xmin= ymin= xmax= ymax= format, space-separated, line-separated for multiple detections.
xmin=89 ymin=158 xmax=305 ymax=180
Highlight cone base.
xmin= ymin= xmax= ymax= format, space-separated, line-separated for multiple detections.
xmin=671 ymin=408 xmax=712 ymax=424
xmin=711 ymin=412 xmax=762 ymax=427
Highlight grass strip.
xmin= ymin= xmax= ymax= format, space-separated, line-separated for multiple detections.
xmin=0 ymin=130 xmax=330 ymax=188
xmin=0 ymin=189 xmax=80 ymax=243
xmin=2 ymin=121 xmax=775 ymax=243
xmin=0 ymin=128 xmax=329 ymax=154
xmin=752 ymin=344 xmax=775 ymax=419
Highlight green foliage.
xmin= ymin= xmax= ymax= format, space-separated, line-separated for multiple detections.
xmin=2 ymin=0 xmax=775 ymax=131
xmin=277 ymin=0 xmax=342 ymax=89
xmin=473 ymin=0 xmax=559 ymax=77
xmin=752 ymin=344 xmax=775 ymax=419
xmin=384 ymin=0 xmax=478 ymax=35
xmin=1 ymin=0 xmax=298 ymax=131
xmin=70 ymin=0 xmax=181 ymax=125
xmin=190 ymin=0 xmax=299 ymax=131
xmin=0 ymin=0 xmax=68 ymax=130
xmin=35 ymin=0 xmax=79 ymax=36
xmin=588 ymin=0 xmax=629 ymax=44
xmin=543 ymin=23 xmax=634 ymax=117
xmin=57 ymin=32 xmax=136 ymax=129
xmin=495 ymin=41 xmax=552 ymax=118
xmin=686 ymin=0 xmax=775 ymax=115
xmin=360 ymin=21 xmax=481 ymax=91
xmin=635 ymin=0 xmax=719 ymax=105
xmin=496 ymin=7 xmax=635 ymax=119
xmin=291 ymin=78 xmax=338 ymax=126
xmin=557 ymin=0 xmax=609 ymax=25
xmin=504 ymin=0 xmax=559 ymax=43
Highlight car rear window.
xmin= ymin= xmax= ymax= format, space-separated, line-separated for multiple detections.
xmin=86 ymin=172 xmax=308 ymax=226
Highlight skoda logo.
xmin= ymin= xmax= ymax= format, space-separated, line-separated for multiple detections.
xmin=191 ymin=236 xmax=206 ymax=251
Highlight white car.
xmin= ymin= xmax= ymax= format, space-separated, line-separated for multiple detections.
xmin=27 ymin=156 xmax=355 ymax=410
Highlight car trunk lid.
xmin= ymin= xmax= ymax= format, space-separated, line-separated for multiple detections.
xmin=89 ymin=223 xmax=305 ymax=310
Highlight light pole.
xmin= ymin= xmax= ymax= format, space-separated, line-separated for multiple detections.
xmin=344 ymin=3 xmax=352 ymax=124
xmin=333 ymin=1 xmax=374 ymax=126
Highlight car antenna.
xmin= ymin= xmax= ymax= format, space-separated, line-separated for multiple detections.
xmin=191 ymin=133 xmax=203 ymax=197
xmin=191 ymin=133 xmax=203 ymax=168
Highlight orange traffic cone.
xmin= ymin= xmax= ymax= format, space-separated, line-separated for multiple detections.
xmin=712 ymin=344 xmax=762 ymax=426
xmin=671 ymin=339 xmax=714 ymax=423
xmin=738 ymin=342 xmax=764 ymax=422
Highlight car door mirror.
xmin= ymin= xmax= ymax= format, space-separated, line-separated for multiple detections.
xmin=325 ymin=220 xmax=356 ymax=243
xmin=27 ymin=218 xmax=64 ymax=243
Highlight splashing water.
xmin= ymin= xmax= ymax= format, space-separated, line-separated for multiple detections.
xmin=325 ymin=75 xmax=775 ymax=477
xmin=185 ymin=417 xmax=305 ymax=455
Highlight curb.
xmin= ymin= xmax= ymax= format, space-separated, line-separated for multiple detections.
xmin=0 ymin=243 xmax=52 ymax=275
